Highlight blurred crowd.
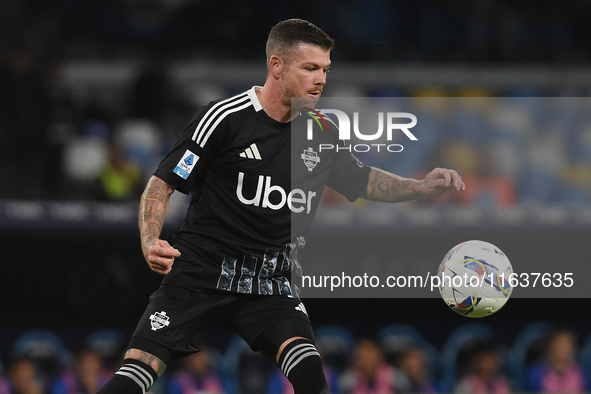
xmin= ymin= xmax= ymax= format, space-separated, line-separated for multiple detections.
xmin=0 ymin=42 xmax=193 ymax=200
xmin=2 ymin=41 xmax=591 ymax=207
xmin=2 ymin=1 xmax=591 ymax=206
xmin=2 ymin=323 xmax=591 ymax=393
xmin=2 ymin=0 xmax=591 ymax=63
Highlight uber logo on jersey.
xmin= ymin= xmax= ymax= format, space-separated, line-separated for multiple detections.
xmin=236 ymin=172 xmax=316 ymax=214
xmin=174 ymin=150 xmax=199 ymax=180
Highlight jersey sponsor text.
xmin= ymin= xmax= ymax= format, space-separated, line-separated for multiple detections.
xmin=236 ymin=172 xmax=316 ymax=214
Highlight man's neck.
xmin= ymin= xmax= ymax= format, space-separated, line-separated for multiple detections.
xmin=256 ymin=85 xmax=298 ymax=123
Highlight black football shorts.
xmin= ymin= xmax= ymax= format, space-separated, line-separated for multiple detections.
xmin=128 ymin=284 xmax=313 ymax=364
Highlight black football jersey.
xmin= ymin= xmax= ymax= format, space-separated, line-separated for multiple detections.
xmin=153 ymin=87 xmax=371 ymax=296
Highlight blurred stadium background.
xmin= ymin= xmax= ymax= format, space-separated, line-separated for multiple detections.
xmin=2 ymin=0 xmax=591 ymax=393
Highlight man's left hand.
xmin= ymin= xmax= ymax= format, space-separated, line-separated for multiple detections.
xmin=418 ymin=167 xmax=465 ymax=199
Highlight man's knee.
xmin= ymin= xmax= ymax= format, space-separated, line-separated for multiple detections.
xmin=123 ymin=348 xmax=167 ymax=377
xmin=276 ymin=336 xmax=308 ymax=363
xmin=96 ymin=350 xmax=164 ymax=394
xmin=277 ymin=337 xmax=329 ymax=394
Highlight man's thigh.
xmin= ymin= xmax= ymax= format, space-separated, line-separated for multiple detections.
xmin=229 ymin=296 xmax=315 ymax=359
xmin=129 ymin=285 xmax=236 ymax=363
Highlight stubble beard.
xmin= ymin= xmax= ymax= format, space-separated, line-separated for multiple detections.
xmin=283 ymin=84 xmax=319 ymax=112
xmin=283 ymin=68 xmax=320 ymax=110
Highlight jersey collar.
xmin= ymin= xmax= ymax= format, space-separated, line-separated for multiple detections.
xmin=247 ymin=85 xmax=302 ymax=131
xmin=247 ymin=86 xmax=263 ymax=112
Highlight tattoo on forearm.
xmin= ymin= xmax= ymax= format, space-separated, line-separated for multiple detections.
xmin=142 ymin=222 xmax=162 ymax=244
xmin=142 ymin=202 xmax=166 ymax=229
xmin=364 ymin=168 xmax=417 ymax=203
xmin=144 ymin=181 xmax=168 ymax=204
xmin=139 ymin=177 xmax=172 ymax=245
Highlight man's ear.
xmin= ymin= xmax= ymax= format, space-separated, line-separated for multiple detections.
xmin=268 ymin=55 xmax=284 ymax=79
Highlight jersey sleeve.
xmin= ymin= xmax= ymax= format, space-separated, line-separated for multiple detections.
xmin=326 ymin=138 xmax=372 ymax=202
xmin=153 ymin=105 xmax=228 ymax=195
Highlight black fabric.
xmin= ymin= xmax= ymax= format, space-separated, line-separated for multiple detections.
xmin=289 ymin=362 xmax=330 ymax=394
xmin=96 ymin=358 xmax=158 ymax=394
xmin=277 ymin=338 xmax=329 ymax=394
xmin=129 ymin=285 xmax=312 ymax=360
xmin=127 ymin=337 xmax=174 ymax=366
xmin=153 ymin=86 xmax=370 ymax=296
xmin=253 ymin=317 xmax=315 ymax=360
xmin=121 ymin=358 xmax=159 ymax=382
xmin=96 ymin=374 xmax=144 ymax=394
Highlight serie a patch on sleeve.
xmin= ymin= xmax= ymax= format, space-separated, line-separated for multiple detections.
xmin=174 ymin=150 xmax=199 ymax=180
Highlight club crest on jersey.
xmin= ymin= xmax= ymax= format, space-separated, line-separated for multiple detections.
xmin=301 ymin=147 xmax=320 ymax=172
xmin=149 ymin=311 xmax=170 ymax=331
xmin=174 ymin=150 xmax=199 ymax=180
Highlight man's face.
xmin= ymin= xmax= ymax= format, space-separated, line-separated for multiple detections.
xmin=279 ymin=43 xmax=331 ymax=110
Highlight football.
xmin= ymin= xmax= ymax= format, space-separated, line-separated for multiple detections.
xmin=437 ymin=240 xmax=513 ymax=317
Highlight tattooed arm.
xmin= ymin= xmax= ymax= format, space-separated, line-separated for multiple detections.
xmin=139 ymin=175 xmax=181 ymax=275
xmin=361 ymin=167 xmax=465 ymax=203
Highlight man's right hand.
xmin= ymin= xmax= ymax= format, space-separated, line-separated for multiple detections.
xmin=143 ymin=239 xmax=181 ymax=275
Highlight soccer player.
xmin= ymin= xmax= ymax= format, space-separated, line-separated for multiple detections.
xmin=96 ymin=18 xmax=464 ymax=394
